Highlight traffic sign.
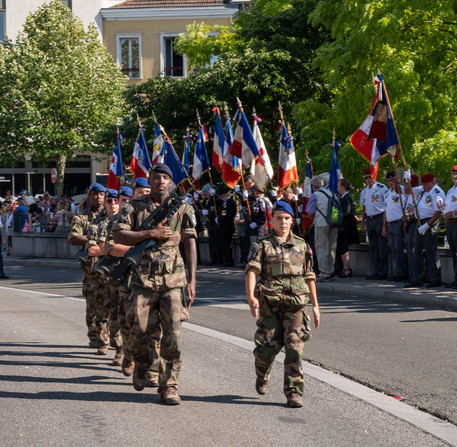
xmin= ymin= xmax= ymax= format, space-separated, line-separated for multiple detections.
xmin=51 ymin=168 xmax=58 ymax=184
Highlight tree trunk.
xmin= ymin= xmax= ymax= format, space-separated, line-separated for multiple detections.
xmin=56 ymin=154 xmax=67 ymax=197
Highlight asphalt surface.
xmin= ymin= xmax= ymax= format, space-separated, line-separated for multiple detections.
xmin=0 ymin=261 xmax=456 ymax=446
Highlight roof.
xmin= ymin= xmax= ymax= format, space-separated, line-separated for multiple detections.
xmin=113 ymin=0 xmax=228 ymax=7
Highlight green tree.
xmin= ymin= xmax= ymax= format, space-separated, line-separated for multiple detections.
xmin=294 ymin=0 xmax=457 ymax=189
xmin=0 ymin=0 xmax=126 ymax=194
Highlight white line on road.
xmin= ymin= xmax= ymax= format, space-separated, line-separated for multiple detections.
xmin=2 ymin=284 xmax=456 ymax=445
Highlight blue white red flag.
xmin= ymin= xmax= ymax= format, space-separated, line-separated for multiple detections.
xmin=192 ymin=125 xmax=210 ymax=181
xmin=222 ymin=112 xmax=241 ymax=188
xmin=250 ymin=114 xmax=274 ymax=190
xmin=350 ymin=74 xmax=398 ymax=168
xmin=328 ymin=140 xmax=342 ymax=194
xmin=130 ymin=127 xmax=152 ymax=179
xmin=182 ymin=133 xmax=191 ymax=172
xmin=229 ymin=108 xmax=260 ymax=166
xmin=301 ymin=155 xmax=314 ymax=232
xmin=107 ymin=130 xmax=125 ymax=189
xmin=277 ymin=122 xmax=299 ymax=188
xmin=161 ymin=139 xmax=190 ymax=189
xmin=212 ymin=107 xmax=225 ymax=172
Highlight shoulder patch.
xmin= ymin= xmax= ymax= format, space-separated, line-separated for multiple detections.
xmin=434 ymin=188 xmax=440 ymax=193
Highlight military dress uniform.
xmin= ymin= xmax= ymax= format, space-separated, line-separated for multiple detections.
xmin=409 ymin=184 xmax=445 ymax=286
xmin=203 ymin=195 xmax=220 ymax=265
xmin=361 ymin=181 xmax=389 ymax=278
xmin=246 ymin=231 xmax=315 ymax=398
xmin=249 ymin=196 xmax=267 ymax=243
xmin=216 ymin=193 xmax=236 ymax=267
xmin=68 ymin=208 xmax=102 ymax=346
xmin=112 ymin=194 xmax=197 ymax=394
xmin=444 ymin=184 xmax=457 ymax=286
xmin=384 ymin=184 xmax=407 ymax=279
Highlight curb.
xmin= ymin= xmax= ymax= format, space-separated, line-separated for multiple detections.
xmin=6 ymin=258 xmax=457 ymax=312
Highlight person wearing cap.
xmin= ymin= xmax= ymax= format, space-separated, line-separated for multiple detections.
xmin=132 ymin=177 xmax=151 ymax=197
xmin=360 ymin=169 xmax=389 ymax=280
xmin=404 ymin=173 xmax=445 ymax=288
xmin=118 ymin=186 xmax=133 ymax=207
xmin=245 ymin=200 xmax=319 ymax=408
xmin=248 ymin=185 xmax=267 ymax=244
xmin=112 ymin=162 xmax=197 ymax=405
xmin=68 ymin=183 xmax=106 ymax=347
xmin=201 ymin=183 xmax=221 ymax=266
xmin=443 ymin=166 xmax=457 ymax=287
xmin=382 ymin=171 xmax=408 ymax=281
xmin=216 ymin=186 xmax=236 ymax=267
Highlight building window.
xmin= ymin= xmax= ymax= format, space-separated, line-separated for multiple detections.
xmin=0 ymin=0 xmax=6 ymax=43
xmin=162 ymin=36 xmax=185 ymax=78
xmin=60 ymin=0 xmax=72 ymax=9
xmin=117 ymin=34 xmax=141 ymax=79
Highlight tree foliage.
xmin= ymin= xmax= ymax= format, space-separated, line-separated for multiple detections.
xmin=0 ymin=0 xmax=126 ymax=192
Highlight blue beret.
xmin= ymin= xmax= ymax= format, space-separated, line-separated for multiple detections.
xmin=273 ymin=200 xmax=294 ymax=216
xmin=106 ymin=188 xmax=118 ymax=198
xmin=118 ymin=186 xmax=132 ymax=198
xmin=150 ymin=162 xmax=173 ymax=180
xmin=133 ymin=177 xmax=149 ymax=188
xmin=90 ymin=183 xmax=106 ymax=193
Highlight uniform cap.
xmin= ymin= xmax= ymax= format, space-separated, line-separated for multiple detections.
xmin=452 ymin=165 xmax=457 ymax=172
xmin=362 ymin=169 xmax=371 ymax=176
xmin=219 ymin=186 xmax=230 ymax=195
xmin=90 ymin=183 xmax=106 ymax=193
xmin=244 ymin=173 xmax=253 ymax=182
xmin=385 ymin=170 xmax=395 ymax=179
xmin=132 ymin=177 xmax=149 ymax=188
xmin=150 ymin=162 xmax=173 ymax=180
xmin=106 ymin=188 xmax=118 ymax=198
xmin=118 ymin=186 xmax=133 ymax=197
xmin=420 ymin=173 xmax=435 ymax=184
xmin=252 ymin=184 xmax=265 ymax=193
xmin=273 ymin=200 xmax=294 ymax=216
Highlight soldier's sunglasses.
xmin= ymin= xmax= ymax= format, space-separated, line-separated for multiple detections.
xmin=106 ymin=198 xmax=118 ymax=204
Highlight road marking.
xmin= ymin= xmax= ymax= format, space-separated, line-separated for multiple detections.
xmin=183 ymin=322 xmax=457 ymax=446
xmin=2 ymin=284 xmax=457 ymax=444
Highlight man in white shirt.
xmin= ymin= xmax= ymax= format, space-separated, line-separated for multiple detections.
xmin=404 ymin=173 xmax=445 ymax=288
xmin=360 ymin=169 xmax=389 ymax=279
xmin=382 ymin=171 xmax=407 ymax=281
xmin=443 ymin=165 xmax=457 ymax=288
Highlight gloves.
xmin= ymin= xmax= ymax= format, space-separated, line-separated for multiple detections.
xmin=418 ymin=222 xmax=430 ymax=235
xmin=243 ymin=190 xmax=248 ymax=200
xmin=209 ymin=187 xmax=216 ymax=196
xmin=293 ymin=194 xmax=298 ymax=201
xmin=215 ymin=217 xmax=219 ymax=224
xmin=297 ymin=205 xmax=303 ymax=213
xmin=296 ymin=218 xmax=301 ymax=225
xmin=202 ymin=209 xmax=209 ymax=216
xmin=234 ymin=185 xmax=240 ymax=192
xmin=249 ymin=222 xmax=258 ymax=229
xmin=296 ymin=187 xmax=303 ymax=195
xmin=193 ymin=192 xmax=200 ymax=200
xmin=404 ymin=169 xmax=411 ymax=182
xmin=271 ymin=189 xmax=278 ymax=198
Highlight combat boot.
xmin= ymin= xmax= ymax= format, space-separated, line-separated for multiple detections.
xmin=122 ymin=358 xmax=135 ymax=377
xmin=88 ymin=339 xmax=99 ymax=348
xmin=97 ymin=345 xmax=108 ymax=355
xmin=287 ymin=393 xmax=303 ymax=408
xmin=160 ymin=387 xmax=181 ymax=405
xmin=255 ymin=378 xmax=268 ymax=395
xmin=132 ymin=367 xmax=148 ymax=391
xmin=145 ymin=375 xmax=159 ymax=388
xmin=112 ymin=347 xmax=123 ymax=366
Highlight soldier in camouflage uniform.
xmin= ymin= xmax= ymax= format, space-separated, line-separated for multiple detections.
xmin=68 ymin=183 xmax=106 ymax=348
xmin=87 ymin=189 xmax=122 ymax=357
xmin=245 ymin=200 xmax=320 ymax=408
xmin=113 ymin=163 xmax=197 ymax=405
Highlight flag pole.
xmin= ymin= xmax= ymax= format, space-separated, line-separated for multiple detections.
xmin=287 ymin=120 xmax=302 ymax=236
xmin=379 ymin=72 xmax=421 ymax=225
xmin=196 ymin=109 xmax=218 ymax=217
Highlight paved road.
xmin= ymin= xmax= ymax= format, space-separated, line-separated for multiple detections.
xmin=0 ymin=264 xmax=456 ymax=446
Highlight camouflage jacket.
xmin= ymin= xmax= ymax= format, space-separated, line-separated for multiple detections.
xmin=86 ymin=209 xmax=109 ymax=250
xmin=112 ymin=194 xmax=197 ymax=291
xmin=246 ymin=231 xmax=315 ymax=308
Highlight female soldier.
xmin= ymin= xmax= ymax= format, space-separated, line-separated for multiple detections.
xmin=245 ymin=201 xmax=320 ymax=408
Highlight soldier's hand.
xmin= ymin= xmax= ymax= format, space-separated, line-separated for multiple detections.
xmin=247 ymin=296 xmax=259 ymax=318
xmin=313 ymin=306 xmax=320 ymax=328
xmin=150 ymin=219 xmax=172 ymax=240
xmin=186 ymin=281 xmax=196 ymax=309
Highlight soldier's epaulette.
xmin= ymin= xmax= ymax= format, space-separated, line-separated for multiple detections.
xmin=434 ymin=188 xmax=440 ymax=193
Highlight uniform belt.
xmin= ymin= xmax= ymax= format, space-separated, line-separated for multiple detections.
xmin=367 ymin=213 xmax=383 ymax=219
xmin=445 ymin=218 xmax=457 ymax=224
xmin=388 ymin=219 xmax=402 ymax=224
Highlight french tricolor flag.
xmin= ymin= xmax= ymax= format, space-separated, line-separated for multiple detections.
xmin=130 ymin=127 xmax=152 ymax=179
xmin=221 ymin=114 xmax=241 ymax=188
xmin=212 ymin=107 xmax=225 ymax=172
xmin=191 ymin=125 xmax=210 ymax=181
xmin=229 ymin=108 xmax=260 ymax=167
xmin=277 ymin=122 xmax=299 ymax=188
xmin=107 ymin=131 xmax=125 ymax=189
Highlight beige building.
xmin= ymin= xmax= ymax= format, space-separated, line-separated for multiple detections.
xmin=101 ymin=0 xmax=248 ymax=83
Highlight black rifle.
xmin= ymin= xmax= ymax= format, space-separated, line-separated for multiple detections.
xmin=110 ymin=193 xmax=183 ymax=282
xmin=92 ymin=256 xmax=120 ymax=277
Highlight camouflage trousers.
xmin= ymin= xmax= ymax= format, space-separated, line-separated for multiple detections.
xmin=106 ymin=283 xmax=124 ymax=350
xmin=93 ymin=275 xmax=110 ymax=348
xmin=82 ymin=270 xmax=99 ymax=343
xmin=116 ymin=281 xmax=132 ymax=360
xmin=254 ymin=298 xmax=311 ymax=397
xmin=127 ymin=285 xmax=188 ymax=392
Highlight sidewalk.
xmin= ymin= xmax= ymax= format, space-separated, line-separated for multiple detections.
xmin=6 ymin=256 xmax=457 ymax=312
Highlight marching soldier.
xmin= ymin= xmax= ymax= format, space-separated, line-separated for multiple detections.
xmin=112 ymin=163 xmax=197 ymax=405
xmin=360 ymin=169 xmax=389 ymax=280
xmin=404 ymin=173 xmax=445 ymax=288
xmin=68 ymin=183 xmax=105 ymax=348
xmin=245 ymin=201 xmax=319 ymax=408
